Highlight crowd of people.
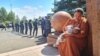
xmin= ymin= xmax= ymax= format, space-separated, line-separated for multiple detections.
xmin=12 ymin=16 xmax=51 ymax=38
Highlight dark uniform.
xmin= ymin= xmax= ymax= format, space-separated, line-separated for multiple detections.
xmin=33 ymin=19 xmax=38 ymax=37
xmin=44 ymin=17 xmax=51 ymax=37
xmin=41 ymin=18 xmax=45 ymax=36
xmin=20 ymin=21 xmax=24 ymax=34
xmin=15 ymin=23 xmax=20 ymax=32
xmin=17 ymin=23 xmax=20 ymax=33
xmin=25 ymin=20 xmax=28 ymax=35
xmin=15 ymin=23 xmax=17 ymax=32
xmin=29 ymin=20 xmax=32 ymax=36
xmin=12 ymin=22 xmax=15 ymax=31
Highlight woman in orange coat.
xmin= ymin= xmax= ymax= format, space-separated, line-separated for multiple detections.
xmin=57 ymin=8 xmax=89 ymax=56
xmin=58 ymin=8 xmax=88 ymax=56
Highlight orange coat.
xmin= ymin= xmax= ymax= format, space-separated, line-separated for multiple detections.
xmin=57 ymin=17 xmax=89 ymax=56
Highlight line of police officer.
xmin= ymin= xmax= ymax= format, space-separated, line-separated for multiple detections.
xmin=12 ymin=17 xmax=51 ymax=38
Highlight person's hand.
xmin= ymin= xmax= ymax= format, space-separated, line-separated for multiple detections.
xmin=73 ymin=29 xmax=80 ymax=34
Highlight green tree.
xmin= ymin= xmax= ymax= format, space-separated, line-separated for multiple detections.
xmin=22 ymin=16 xmax=27 ymax=23
xmin=0 ymin=7 xmax=8 ymax=27
xmin=0 ymin=7 xmax=7 ymax=22
xmin=7 ymin=11 xmax=15 ymax=22
xmin=15 ymin=15 xmax=20 ymax=24
xmin=38 ymin=16 xmax=42 ymax=20
xmin=53 ymin=0 xmax=86 ymax=14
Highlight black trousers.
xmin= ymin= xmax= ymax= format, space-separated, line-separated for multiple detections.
xmin=44 ymin=29 xmax=51 ymax=37
xmin=25 ymin=28 xmax=28 ymax=35
xmin=41 ymin=28 xmax=44 ymax=36
xmin=29 ymin=28 xmax=32 ymax=36
xmin=33 ymin=28 xmax=38 ymax=37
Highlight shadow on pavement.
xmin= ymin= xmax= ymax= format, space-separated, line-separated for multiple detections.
xmin=41 ymin=45 xmax=59 ymax=56
xmin=35 ymin=36 xmax=47 ymax=45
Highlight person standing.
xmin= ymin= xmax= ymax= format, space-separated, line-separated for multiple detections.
xmin=17 ymin=22 xmax=20 ymax=33
xmin=12 ymin=22 xmax=15 ymax=31
xmin=20 ymin=21 xmax=24 ymax=34
xmin=15 ymin=23 xmax=17 ymax=32
xmin=15 ymin=18 xmax=20 ymax=33
xmin=44 ymin=16 xmax=51 ymax=37
xmin=25 ymin=20 xmax=28 ymax=35
xmin=22 ymin=21 xmax=24 ymax=34
xmin=29 ymin=20 xmax=32 ymax=36
xmin=41 ymin=18 xmax=45 ymax=36
xmin=33 ymin=19 xmax=38 ymax=37
xmin=15 ymin=22 xmax=20 ymax=32
xmin=20 ymin=21 xmax=22 ymax=33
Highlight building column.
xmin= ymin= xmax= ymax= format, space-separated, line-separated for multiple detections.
xmin=86 ymin=0 xmax=100 ymax=56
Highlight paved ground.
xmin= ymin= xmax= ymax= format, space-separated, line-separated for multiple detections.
xmin=0 ymin=28 xmax=47 ymax=54
xmin=0 ymin=44 xmax=60 ymax=56
xmin=0 ymin=28 xmax=59 ymax=56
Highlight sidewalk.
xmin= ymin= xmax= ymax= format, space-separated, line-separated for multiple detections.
xmin=0 ymin=44 xmax=60 ymax=56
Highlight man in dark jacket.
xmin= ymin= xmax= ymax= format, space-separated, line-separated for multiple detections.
xmin=25 ymin=20 xmax=28 ymax=35
xmin=33 ymin=19 xmax=38 ymax=37
xmin=41 ymin=18 xmax=45 ymax=36
xmin=44 ymin=16 xmax=51 ymax=37
xmin=20 ymin=21 xmax=24 ymax=34
xmin=29 ymin=20 xmax=32 ymax=36
xmin=12 ymin=22 xmax=15 ymax=31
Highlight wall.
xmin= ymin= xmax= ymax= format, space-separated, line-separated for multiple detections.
xmin=86 ymin=0 xmax=100 ymax=56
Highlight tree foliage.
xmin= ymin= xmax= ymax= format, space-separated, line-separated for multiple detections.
xmin=53 ymin=0 xmax=86 ymax=14
xmin=22 ymin=16 xmax=27 ymax=23
xmin=0 ymin=7 xmax=7 ymax=22
xmin=7 ymin=11 xmax=15 ymax=22
xmin=0 ymin=7 xmax=16 ymax=27
xmin=15 ymin=15 xmax=20 ymax=24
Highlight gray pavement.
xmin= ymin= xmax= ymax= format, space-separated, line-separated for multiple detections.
xmin=0 ymin=28 xmax=46 ymax=54
xmin=0 ymin=44 xmax=60 ymax=56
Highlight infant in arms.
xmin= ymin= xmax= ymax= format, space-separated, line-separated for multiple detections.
xmin=54 ymin=24 xmax=80 ymax=47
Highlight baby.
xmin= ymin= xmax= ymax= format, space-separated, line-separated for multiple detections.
xmin=53 ymin=25 xmax=80 ymax=47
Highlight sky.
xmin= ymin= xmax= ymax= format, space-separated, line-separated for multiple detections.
xmin=0 ymin=0 xmax=54 ymax=19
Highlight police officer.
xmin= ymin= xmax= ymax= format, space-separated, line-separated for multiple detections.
xmin=33 ymin=19 xmax=38 ymax=37
xmin=25 ymin=20 xmax=28 ymax=35
xmin=12 ymin=22 xmax=15 ymax=31
xmin=15 ymin=23 xmax=17 ymax=32
xmin=29 ymin=20 xmax=32 ymax=36
xmin=20 ymin=21 xmax=22 ymax=33
xmin=17 ymin=22 xmax=20 ymax=33
xmin=44 ymin=16 xmax=51 ymax=37
xmin=41 ymin=18 xmax=45 ymax=36
xmin=15 ymin=22 xmax=20 ymax=32
xmin=20 ymin=21 xmax=24 ymax=34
